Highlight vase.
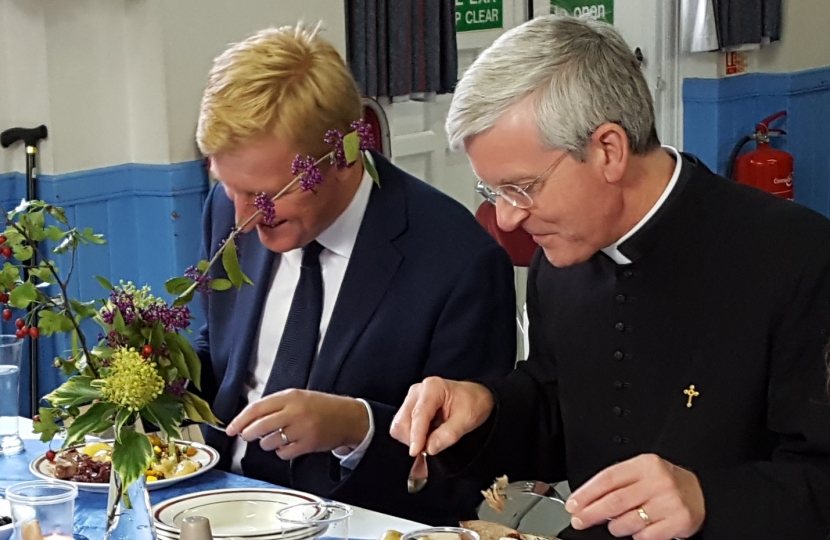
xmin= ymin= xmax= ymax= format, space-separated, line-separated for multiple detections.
xmin=105 ymin=470 xmax=158 ymax=540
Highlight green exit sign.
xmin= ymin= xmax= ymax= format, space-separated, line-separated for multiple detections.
xmin=551 ymin=0 xmax=614 ymax=24
xmin=456 ymin=0 xmax=503 ymax=32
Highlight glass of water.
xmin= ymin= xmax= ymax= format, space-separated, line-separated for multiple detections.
xmin=0 ymin=335 xmax=24 ymax=456
xmin=6 ymin=480 xmax=78 ymax=539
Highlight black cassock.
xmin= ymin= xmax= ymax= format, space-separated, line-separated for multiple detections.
xmin=444 ymin=153 xmax=830 ymax=540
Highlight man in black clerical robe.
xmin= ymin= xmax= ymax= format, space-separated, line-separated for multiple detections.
xmin=391 ymin=15 xmax=830 ymax=540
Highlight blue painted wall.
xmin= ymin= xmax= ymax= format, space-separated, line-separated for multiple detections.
xmin=683 ymin=66 xmax=830 ymax=216
xmin=0 ymin=161 xmax=209 ymax=417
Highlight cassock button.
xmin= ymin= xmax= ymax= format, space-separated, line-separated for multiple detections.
xmin=612 ymin=435 xmax=623 ymax=444
xmin=613 ymin=351 xmax=624 ymax=361
xmin=614 ymin=322 xmax=625 ymax=331
xmin=615 ymin=294 xmax=626 ymax=303
xmin=614 ymin=380 xmax=624 ymax=389
xmin=623 ymin=269 xmax=634 ymax=278
xmin=612 ymin=406 xmax=623 ymax=416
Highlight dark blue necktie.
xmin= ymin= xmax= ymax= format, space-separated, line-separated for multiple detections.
xmin=241 ymin=240 xmax=324 ymax=485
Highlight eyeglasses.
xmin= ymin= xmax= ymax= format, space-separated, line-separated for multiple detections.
xmin=475 ymin=152 xmax=569 ymax=209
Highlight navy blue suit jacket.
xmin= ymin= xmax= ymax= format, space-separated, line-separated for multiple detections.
xmin=194 ymin=153 xmax=516 ymax=525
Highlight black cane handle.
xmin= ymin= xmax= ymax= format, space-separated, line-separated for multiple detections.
xmin=0 ymin=125 xmax=48 ymax=148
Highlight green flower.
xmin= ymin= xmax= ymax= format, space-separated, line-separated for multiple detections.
xmin=101 ymin=347 xmax=165 ymax=411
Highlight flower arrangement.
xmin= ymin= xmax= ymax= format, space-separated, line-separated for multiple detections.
xmin=12 ymin=121 xmax=376 ymax=499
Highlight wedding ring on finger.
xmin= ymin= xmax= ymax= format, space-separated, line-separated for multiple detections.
xmin=277 ymin=426 xmax=290 ymax=445
xmin=636 ymin=507 xmax=650 ymax=525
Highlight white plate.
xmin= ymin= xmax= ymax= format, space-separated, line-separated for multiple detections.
xmin=29 ymin=440 xmax=219 ymax=493
xmin=152 ymin=488 xmax=326 ymax=538
xmin=155 ymin=525 xmax=325 ymax=540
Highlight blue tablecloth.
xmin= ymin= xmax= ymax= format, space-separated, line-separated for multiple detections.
xmin=1 ymin=439 xmax=285 ymax=539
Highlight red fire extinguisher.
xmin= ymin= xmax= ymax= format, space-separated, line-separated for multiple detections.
xmin=727 ymin=111 xmax=794 ymax=200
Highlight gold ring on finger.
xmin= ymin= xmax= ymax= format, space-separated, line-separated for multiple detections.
xmin=277 ymin=427 xmax=290 ymax=445
xmin=636 ymin=507 xmax=650 ymax=525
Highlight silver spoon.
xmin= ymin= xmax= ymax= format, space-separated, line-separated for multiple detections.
xmin=407 ymin=451 xmax=428 ymax=493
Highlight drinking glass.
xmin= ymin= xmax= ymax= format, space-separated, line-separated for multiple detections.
xmin=0 ymin=336 xmax=24 ymax=456
xmin=6 ymin=480 xmax=78 ymax=540
xmin=276 ymin=501 xmax=352 ymax=540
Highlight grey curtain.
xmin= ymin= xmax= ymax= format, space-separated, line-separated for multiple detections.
xmin=346 ymin=0 xmax=458 ymax=98
xmin=711 ymin=0 xmax=782 ymax=49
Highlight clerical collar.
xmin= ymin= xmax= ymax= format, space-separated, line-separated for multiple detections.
xmin=601 ymin=146 xmax=682 ymax=265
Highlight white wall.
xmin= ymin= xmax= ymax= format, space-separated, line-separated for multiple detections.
xmin=755 ymin=1 xmax=830 ymax=73
xmin=0 ymin=0 xmax=346 ymax=175
xmin=679 ymin=0 xmax=830 ymax=81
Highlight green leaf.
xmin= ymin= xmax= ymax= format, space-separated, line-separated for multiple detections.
xmin=69 ymin=298 xmax=97 ymax=318
xmin=91 ymin=345 xmax=114 ymax=359
xmin=208 ymin=278 xmax=231 ymax=291
xmin=150 ymin=321 xmax=165 ymax=350
xmin=114 ymin=408 xmax=133 ymax=443
xmin=45 ymin=376 xmax=103 ymax=407
xmin=364 ymin=151 xmax=380 ymax=186
xmin=46 ymin=205 xmax=69 ymax=224
xmin=45 ymin=225 xmax=66 ymax=242
xmin=38 ymin=310 xmax=76 ymax=336
xmin=173 ymin=281 xmax=197 ymax=307
xmin=3 ymin=229 xmax=24 ymax=247
xmin=196 ymin=260 xmax=210 ymax=272
xmin=9 ymin=281 xmax=38 ymax=309
xmin=26 ymin=210 xmax=46 ymax=242
xmin=167 ymin=344 xmax=191 ymax=382
xmin=29 ymin=265 xmax=56 ymax=283
xmin=32 ymin=407 xmax=62 ymax=443
xmin=12 ymin=245 xmax=33 ymax=262
xmin=81 ymin=227 xmax=106 ymax=245
xmin=112 ymin=426 xmax=154 ymax=493
xmin=113 ymin=309 xmax=126 ymax=333
xmin=165 ymin=277 xmax=192 ymax=296
xmin=343 ymin=131 xmax=360 ymax=165
xmin=182 ymin=392 xmax=220 ymax=424
xmin=95 ymin=275 xmax=113 ymax=291
xmin=0 ymin=263 xmax=20 ymax=290
xmin=64 ymin=402 xmax=117 ymax=448
xmin=71 ymin=330 xmax=80 ymax=360
xmin=142 ymin=393 xmax=185 ymax=441
xmin=177 ymin=334 xmax=201 ymax=390
xmin=222 ymin=238 xmax=244 ymax=288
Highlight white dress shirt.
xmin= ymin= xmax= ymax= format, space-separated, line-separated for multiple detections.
xmin=231 ymin=162 xmax=376 ymax=473
xmin=601 ymin=146 xmax=682 ymax=265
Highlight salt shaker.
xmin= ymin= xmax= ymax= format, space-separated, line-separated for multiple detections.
xmin=179 ymin=516 xmax=213 ymax=540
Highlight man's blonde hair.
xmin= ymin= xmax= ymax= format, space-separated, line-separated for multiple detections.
xmin=197 ymin=22 xmax=363 ymax=158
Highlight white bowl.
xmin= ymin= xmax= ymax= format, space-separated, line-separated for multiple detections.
xmin=0 ymin=498 xmax=12 ymax=540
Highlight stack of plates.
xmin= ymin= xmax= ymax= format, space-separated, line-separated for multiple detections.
xmin=152 ymin=488 xmax=328 ymax=540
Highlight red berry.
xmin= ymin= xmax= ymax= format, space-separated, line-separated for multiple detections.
xmin=2 ymin=247 xmax=11 ymax=259
xmin=2 ymin=309 xmax=11 ymax=321
xmin=45 ymin=450 xmax=56 ymax=462
xmin=142 ymin=345 xmax=153 ymax=357
xmin=33 ymin=415 xmax=40 ymax=423
xmin=0 ymin=293 xmax=8 ymax=303
xmin=28 ymin=327 xmax=39 ymax=339
xmin=15 ymin=329 xmax=25 ymax=339
xmin=0 ymin=235 xmax=7 ymax=245
xmin=14 ymin=318 xmax=23 ymax=329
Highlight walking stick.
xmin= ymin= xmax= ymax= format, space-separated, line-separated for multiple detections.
xmin=0 ymin=124 xmax=48 ymax=416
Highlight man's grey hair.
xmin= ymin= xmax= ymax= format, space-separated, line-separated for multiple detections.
xmin=446 ymin=15 xmax=660 ymax=159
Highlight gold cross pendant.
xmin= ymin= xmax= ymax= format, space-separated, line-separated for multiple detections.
xmin=683 ymin=384 xmax=700 ymax=408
